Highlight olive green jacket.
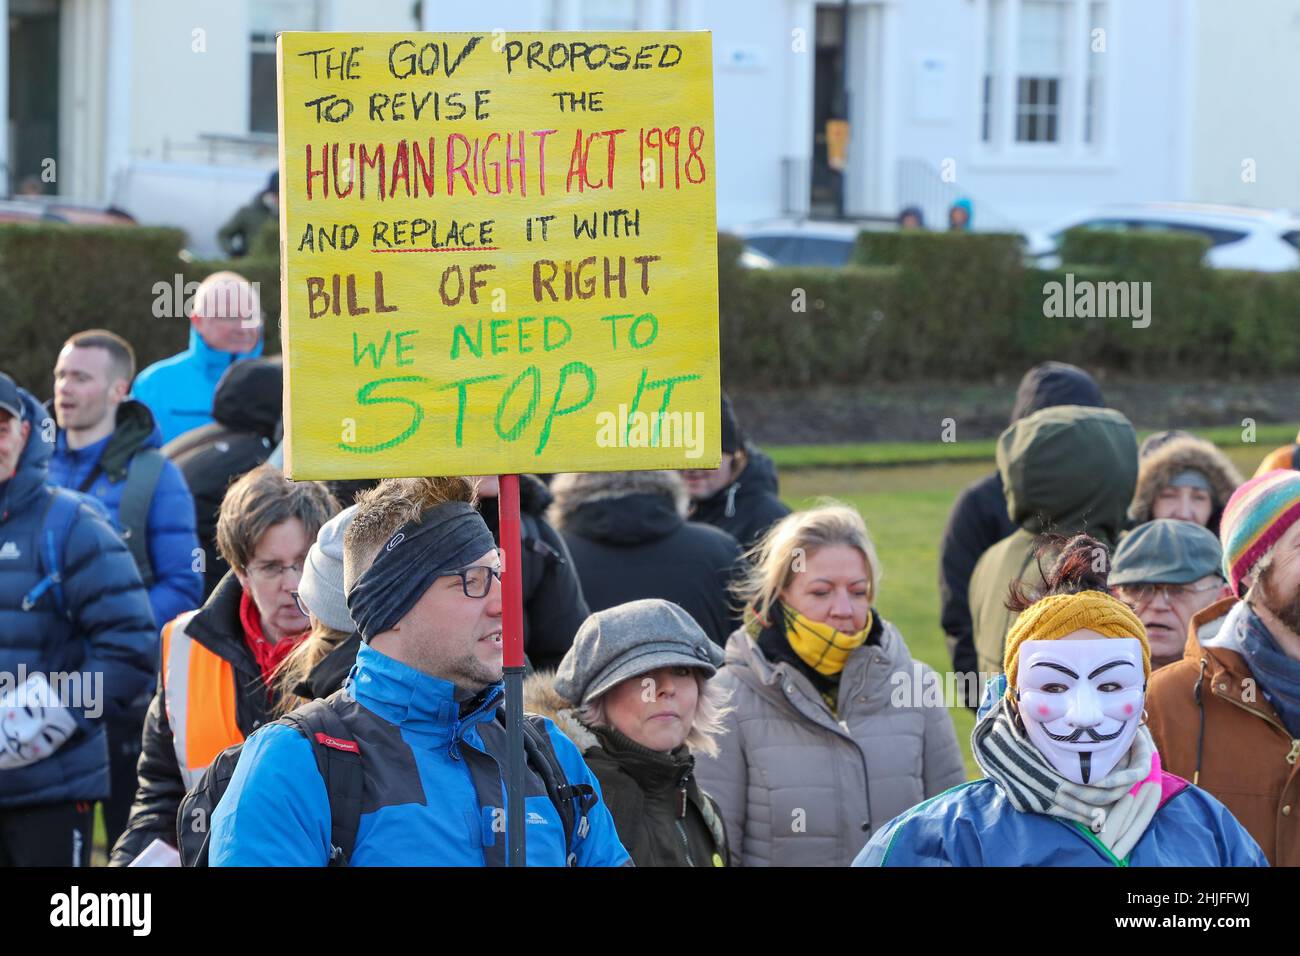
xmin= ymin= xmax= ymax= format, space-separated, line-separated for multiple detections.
xmin=969 ymin=405 xmax=1138 ymax=677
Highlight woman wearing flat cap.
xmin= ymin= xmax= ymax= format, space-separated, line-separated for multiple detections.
xmin=855 ymin=534 xmax=1267 ymax=867
xmin=524 ymin=598 xmax=731 ymax=867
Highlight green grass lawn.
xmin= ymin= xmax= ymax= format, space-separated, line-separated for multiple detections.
xmin=769 ymin=423 xmax=1300 ymax=470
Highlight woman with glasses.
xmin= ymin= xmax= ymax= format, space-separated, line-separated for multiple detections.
xmin=274 ymin=505 xmax=361 ymax=716
xmin=110 ymin=465 xmax=338 ymax=865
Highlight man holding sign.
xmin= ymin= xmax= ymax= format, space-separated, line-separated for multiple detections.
xmin=208 ymin=476 xmax=629 ymax=866
xmin=276 ymin=30 xmax=719 ymax=479
xmin=274 ymin=28 xmax=718 ymax=865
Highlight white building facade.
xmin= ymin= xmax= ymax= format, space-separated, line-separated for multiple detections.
xmin=4 ymin=0 xmax=1292 ymax=252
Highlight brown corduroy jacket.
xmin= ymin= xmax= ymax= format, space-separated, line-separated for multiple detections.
xmin=1146 ymin=597 xmax=1300 ymax=866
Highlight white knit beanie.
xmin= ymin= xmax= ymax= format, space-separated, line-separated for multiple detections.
xmin=297 ymin=504 xmax=357 ymax=632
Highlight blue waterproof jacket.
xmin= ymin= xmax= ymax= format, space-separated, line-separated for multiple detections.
xmin=0 ymin=390 xmax=157 ymax=807
xmin=48 ymin=400 xmax=202 ymax=630
xmin=853 ymin=774 xmax=1268 ymax=867
xmin=210 ymin=643 xmax=631 ymax=866
xmin=132 ymin=328 xmax=263 ymax=444
xmin=856 ymin=675 xmax=1267 ymax=867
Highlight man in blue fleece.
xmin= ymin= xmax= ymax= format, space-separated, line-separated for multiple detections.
xmin=48 ymin=329 xmax=203 ymax=849
xmin=210 ymin=475 xmax=630 ymax=866
xmin=132 ymin=271 xmax=263 ymax=444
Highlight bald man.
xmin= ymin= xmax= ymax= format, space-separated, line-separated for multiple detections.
xmin=132 ymin=272 xmax=266 ymax=442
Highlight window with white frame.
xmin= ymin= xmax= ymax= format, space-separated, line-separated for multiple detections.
xmin=250 ymin=0 xmax=320 ymax=134
xmin=981 ymin=0 xmax=1002 ymax=143
xmin=1016 ymin=0 xmax=1065 ymax=143
xmin=1085 ymin=1 xmax=1106 ymax=147
xmin=979 ymin=0 xmax=1108 ymax=153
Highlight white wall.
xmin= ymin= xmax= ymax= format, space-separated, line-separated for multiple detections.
xmin=104 ymin=0 xmax=1213 ymax=240
xmin=887 ymin=0 xmax=1192 ymax=231
xmin=130 ymin=0 xmax=251 ymax=163
xmin=422 ymin=0 xmax=813 ymax=228
xmin=128 ymin=0 xmax=417 ymax=165
xmin=1191 ymin=0 xmax=1300 ymax=211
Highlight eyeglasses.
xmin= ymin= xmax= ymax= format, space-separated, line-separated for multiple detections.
xmin=248 ymin=559 xmax=305 ymax=581
xmin=445 ymin=564 xmax=503 ymax=599
xmin=1113 ymin=580 xmax=1221 ymax=609
xmin=290 ymin=590 xmax=310 ymax=617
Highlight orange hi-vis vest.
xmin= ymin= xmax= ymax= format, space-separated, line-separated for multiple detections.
xmin=161 ymin=613 xmax=246 ymax=789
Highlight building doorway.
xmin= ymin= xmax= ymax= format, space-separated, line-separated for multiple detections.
xmin=8 ymin=0 xmax=61 ymax=196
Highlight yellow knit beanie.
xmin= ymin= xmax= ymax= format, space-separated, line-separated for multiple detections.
xmin=1003 ymin=591 xmax=1150 ymax=692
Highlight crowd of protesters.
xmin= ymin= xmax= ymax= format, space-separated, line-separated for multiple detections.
xmin=1 ymin=270 xmax=1297 ymax=867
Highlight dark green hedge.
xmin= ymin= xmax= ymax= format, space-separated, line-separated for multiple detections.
xmin=3 ymin=223 xmax=1296 ymax=398
xmin=1059 ymin=227 xmax=1210 ymax=273
xmin=0 ymin=221 xmax=284 ymax=394
xmin=0 ymin=224 xmax=189 ymax=393
xmin=724 ymin=228 xmax=1300 ymax=383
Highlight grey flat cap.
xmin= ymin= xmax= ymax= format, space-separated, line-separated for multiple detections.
xmin=554 ymin=599 xmax=724 ymax=705
xmin=1111 ymin=518 xmax=1224 ymax=587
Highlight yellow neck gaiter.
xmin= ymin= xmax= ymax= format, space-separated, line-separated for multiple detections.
xmin=782 ymin=605 xmax=874 ymax=676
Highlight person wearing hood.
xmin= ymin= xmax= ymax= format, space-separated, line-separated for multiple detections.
xmin=470 ymin=475 xmax=590 ymax=672
xmin=1146 ymin=471 xmax=1300 ymax=866
xmin=940 ymin=362 xmax=1104 ymax=707
xmin=968 ymin=403 xmax=1138 ymax=682
xmin=164 ymin=357 xmax=283 ymax=599
xmin=856 ymin=534 xmax=1266 ymax=867
xmin=132 ymin=271 xmax=264 ymax=444
xmin=47 ymin=331 xmax=204 ymax=849
xmin=694 ymin=504 xmax=965 ymax=866
xmin=1128 ymin=430 xmax=1242 ymax=535
xmin=682 ymin=394 xmax=790 ymax=552
xmin=897 ymin=205 xmax=925 ymax=230
xmin=0 ymin=372 xmax=156 ymax=866
xmin=948 ymin=197 xmax=973 ymax=231
xmin=548 ymin=469 xmax=744 ymax=646
xmin=523 ymin=599 xmax=731 ymax=867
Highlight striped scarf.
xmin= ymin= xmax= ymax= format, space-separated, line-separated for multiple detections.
xmin=972 ymin=696 xmax=1163 ymax=860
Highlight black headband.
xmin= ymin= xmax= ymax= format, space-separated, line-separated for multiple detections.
xmin=346 ymin=500 xmax=497 ymax=641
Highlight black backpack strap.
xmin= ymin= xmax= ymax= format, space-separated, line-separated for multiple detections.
xmin=518 ymin=714 xmax=596 ymax=866
xmin=282 ymin=700 xmax=364 ymax=866
xmin=118 ymin=449 xmax=166 ymax=587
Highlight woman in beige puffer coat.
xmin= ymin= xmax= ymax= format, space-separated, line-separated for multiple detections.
xmin=694 ymin=503 xmax=966 ymax=866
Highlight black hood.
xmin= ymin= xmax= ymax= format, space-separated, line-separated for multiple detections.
xmin=561 ymin=492 xmax=683 ymax=545
xmin=1009 ymin=362 xmax=1103 ymax=424
xmin=740 ymin=444 xmax=780 ymax=496
xmin=549 ymin=471 xmax=687 ymax=545
xmin=212 ymin=358 xmax=282 ymax=438
xmin=478 ymin=474 xmax=554 ymax=537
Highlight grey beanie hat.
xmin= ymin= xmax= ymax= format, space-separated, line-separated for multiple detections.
xmin=297 ymin=504 xmax=357 ymax=633
xmin=554 ymin=599 xmax=724 ymax=705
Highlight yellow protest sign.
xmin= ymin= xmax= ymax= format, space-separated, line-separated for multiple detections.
xmin=276 ymin=32 xmax=720 ymax=479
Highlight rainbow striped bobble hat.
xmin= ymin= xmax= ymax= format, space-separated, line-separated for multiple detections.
xmin=1220 ymin=469 xmax=1300 ymax=597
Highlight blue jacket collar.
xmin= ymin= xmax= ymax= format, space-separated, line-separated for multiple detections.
xmin=188 ymin=325 xmax=264 ymax=376
xmin=348 ymin=643 xmax=503 ymax=741
xmin=54 ymin=429 xmax=110 ymax=466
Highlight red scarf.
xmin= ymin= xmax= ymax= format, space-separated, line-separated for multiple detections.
xmin=239 ymin=590 xmax=308 ymax=688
